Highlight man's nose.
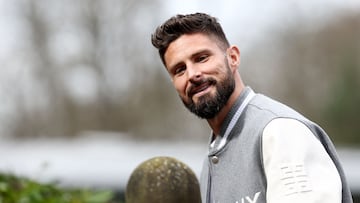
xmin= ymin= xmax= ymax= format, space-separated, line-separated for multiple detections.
xmin=187 ymin=64 xmax=202 ymax=81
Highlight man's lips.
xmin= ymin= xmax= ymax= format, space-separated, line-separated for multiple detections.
xmin=187 ymin=81 xmax=213 ymax=98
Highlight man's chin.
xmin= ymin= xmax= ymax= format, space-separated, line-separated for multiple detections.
xmin=182 ymin=99 xmax=218 ymax=119
xmin=191 ymin=90 xmax=215 ymax=103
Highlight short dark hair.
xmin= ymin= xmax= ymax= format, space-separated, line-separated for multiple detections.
xmin=151 ymin=13 xmax=230 ymax=65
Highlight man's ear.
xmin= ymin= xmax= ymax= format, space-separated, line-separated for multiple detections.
xmin=227 ymin=45 xmax=240 ymax=71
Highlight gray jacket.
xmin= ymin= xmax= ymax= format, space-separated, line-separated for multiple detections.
xmin=200 ymin=87 xmax=352 ymax=203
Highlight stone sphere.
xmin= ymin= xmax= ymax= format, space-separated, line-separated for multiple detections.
xmin=125 ymin=156 xmax=201 ymax=203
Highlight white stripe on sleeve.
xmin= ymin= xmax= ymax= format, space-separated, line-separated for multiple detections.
xmin=262 ymin=118 xmax=342 ymax=203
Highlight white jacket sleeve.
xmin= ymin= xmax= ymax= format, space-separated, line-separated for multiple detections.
xmin=262 ymin=118 xmax=342 ymax=203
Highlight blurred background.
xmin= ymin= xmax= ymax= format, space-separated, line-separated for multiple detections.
xmin=0 ymin=0 xmax=359 ymax=201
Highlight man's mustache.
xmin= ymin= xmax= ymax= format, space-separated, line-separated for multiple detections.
xmin=187 ymin=77 xmax=216 ymax=97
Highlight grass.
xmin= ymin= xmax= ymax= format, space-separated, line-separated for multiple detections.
xmin=0 ymin=173 xmax=122 ymax=203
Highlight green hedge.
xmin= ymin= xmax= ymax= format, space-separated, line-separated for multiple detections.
xmin=0 ymin=173 xmax=121 ymax=203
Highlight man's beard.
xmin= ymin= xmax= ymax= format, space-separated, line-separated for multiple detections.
xmin=181 ymin=66 xmax=235 ymax=119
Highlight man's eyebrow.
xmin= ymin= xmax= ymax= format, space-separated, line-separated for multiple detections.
xmin=167 ymin=49 xmax=212 ymax=72
xmin=190 ymin=49 xmax=211 ymax=58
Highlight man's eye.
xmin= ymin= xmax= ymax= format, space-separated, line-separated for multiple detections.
xmin=174 ymin=66 xmax=186 ymax=75
xmin=196 ymin=55 xmax=209 ymax=62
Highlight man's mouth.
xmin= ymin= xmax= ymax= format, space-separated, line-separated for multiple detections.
xmin=188 ymin=80 xmax=214 ymax=98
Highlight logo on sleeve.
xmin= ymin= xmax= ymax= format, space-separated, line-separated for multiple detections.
xmin=280 ymin=163 xmax=313 ymax=196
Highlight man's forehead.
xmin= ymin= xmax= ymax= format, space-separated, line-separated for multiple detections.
xmin=164 ymin=33 xmax=220 ymax=66
xmin=173 ymin=33 xmax=214 ymax=44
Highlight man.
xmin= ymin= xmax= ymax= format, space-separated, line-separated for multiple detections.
xmin=151 ymin=13 xmax=353 ymax=203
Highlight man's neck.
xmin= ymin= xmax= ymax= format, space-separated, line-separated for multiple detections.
xmin=207 ymin=81 xmax=244 ymax=136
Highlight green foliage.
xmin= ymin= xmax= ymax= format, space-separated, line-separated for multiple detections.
xmin=0 ymin=173 xmax=120 ymax=203
xmin=323 ymin=57 xmax=360 ymax=145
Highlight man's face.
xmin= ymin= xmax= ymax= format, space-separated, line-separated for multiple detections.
xmin=164 ymin=33 xmax=235 ymax=119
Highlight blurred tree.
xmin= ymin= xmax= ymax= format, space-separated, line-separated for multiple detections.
xmin=244 ymin=11 xmax=360 ymax=145
xmin=7 ymin=2 xmax=358 ymax=144
xmin=5 ymin=0 xmax=208 ymax=140
xmin=324 ymin=53 xmax=360 ymax=144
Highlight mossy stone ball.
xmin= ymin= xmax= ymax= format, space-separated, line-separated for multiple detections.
xmin=125 ymin=156 xmax=201 ymax=203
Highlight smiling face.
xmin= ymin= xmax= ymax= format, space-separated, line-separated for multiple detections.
xmin=164 ymin=33 xmax=236 ymax=119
